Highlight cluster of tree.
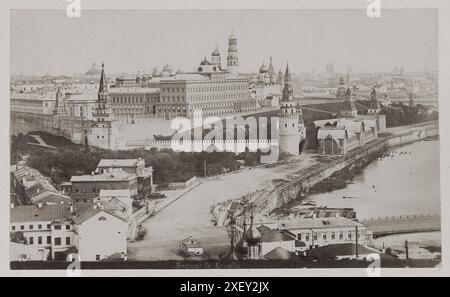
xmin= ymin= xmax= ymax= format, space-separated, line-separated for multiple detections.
xmin=18 ymin=140 xmax=264 ymax=185
xmin=380 ymin=103 xmax=438 ymax=127
xmin=355 ymin=100 xmax=438 ymax=127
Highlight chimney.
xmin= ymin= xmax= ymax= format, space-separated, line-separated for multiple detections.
xmin=91 ymin=172 xmax=94 ymax=176
xmin=37 ymin=203 xmax=43 ymax=208
xmin=10 ymin=203 xmax=14 ymax=209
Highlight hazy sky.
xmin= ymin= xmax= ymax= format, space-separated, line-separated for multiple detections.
xmin=10 ymin=9 xmax=438 ymax=75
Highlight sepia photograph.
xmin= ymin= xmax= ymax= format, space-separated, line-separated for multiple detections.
xmin=2 ymin=1 xmax=448 ymax=279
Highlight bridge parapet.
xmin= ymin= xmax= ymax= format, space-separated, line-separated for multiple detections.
xmin=360 ymin=214 xmax=439 ymax=222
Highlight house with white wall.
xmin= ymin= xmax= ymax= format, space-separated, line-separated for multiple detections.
xmin=72 ymin=205 xmax=128 ymax=261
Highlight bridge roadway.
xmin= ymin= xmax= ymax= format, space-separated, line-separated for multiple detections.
xmin=359 ymin=214 xmax=440 ymax=237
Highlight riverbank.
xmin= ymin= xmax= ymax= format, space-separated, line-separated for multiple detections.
xmin=271 ymin=149 xmax=385 ymax=215
xmin=266 ymin=121 xmax=439 ymax=216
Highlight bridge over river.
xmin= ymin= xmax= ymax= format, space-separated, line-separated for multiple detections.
xmin=359 ymin=214 xmax=440 ymax=237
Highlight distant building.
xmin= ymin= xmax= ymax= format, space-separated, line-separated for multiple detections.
xmin=69 ymin=171 xmax=139 ymax=203
xmin=368 ymin=88 xmax=381 ymax=115
xmin=252 ymin=57 xmax=282 ymax=106
xmin=336 ymin=76 xmax=351 ymax=101
xmin=10 ymin=30 xmax=258 ymax=150
xmin=96 ymin=158 xmax=154 ymax=199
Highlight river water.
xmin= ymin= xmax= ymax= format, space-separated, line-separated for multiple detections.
xmin=309 ymin=140 xmax=441 ymax=219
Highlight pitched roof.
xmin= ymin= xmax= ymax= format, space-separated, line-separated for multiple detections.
xmin=30 ymin=191 xmax=72 ymax=204
xmin=278 ymin=217 xmax=366 ymax=230
xmin=10 ymin=204 xmax=71 ymax=223
xmin=71 ymin=206 xmax=127 ymax=224
xmin=317 ymin=127 xmax=347 ymax=140
xmin=257 ymin=226 xmax=295 ymax=243
xmin=97 ymin=159 xmax=143 ymax=168
xmin=263 ymin=247 xmax=299 ymax=260
xmin=70 ymin=171 xmax=135 ymax=182
xmin=306 ymin=243 xmax=376 ymax=260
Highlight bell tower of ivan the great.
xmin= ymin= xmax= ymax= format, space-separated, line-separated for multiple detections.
xmin=278 ymin=63 xmax=306 ymax=156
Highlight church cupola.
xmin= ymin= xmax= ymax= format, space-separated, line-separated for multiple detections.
xmin=243 ymin=213 xmax=261 ymax=260
xmin=211 ymin=43 xmax=221 ymax=69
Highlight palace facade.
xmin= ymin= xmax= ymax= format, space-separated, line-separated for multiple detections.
xmin=10 ymin=30 xmax=258 ymax=149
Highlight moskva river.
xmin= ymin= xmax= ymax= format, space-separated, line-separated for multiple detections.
xmin=310 ymin=140 xmax=441 ymax=219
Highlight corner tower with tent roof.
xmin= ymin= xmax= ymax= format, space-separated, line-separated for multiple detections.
xmin=278 ymin=63 xmax=306 ymax=156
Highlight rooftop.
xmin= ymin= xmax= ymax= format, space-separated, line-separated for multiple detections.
xmin=109 ymin=87 xmax=159 ymax=94
xmin=71 ymin=205 xmax=128 ymax=224
xmin=278 ymin=217 xmax=366 ymax=230
xmin=306 ymin=243 xmax=377 ymax=260
xmin=70 ymin=171 xmax=135 ymax=183
xmin=97 ymin=159 xmax=144 ymax=168
xmin=263 ymin=247 xmax=299 ymax=260
xmin=257 ymin=225 xmax=295 ymax=243
xmin=10 ymin=203 xmax=71 ymax=223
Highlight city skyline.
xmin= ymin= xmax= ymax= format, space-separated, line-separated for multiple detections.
xmin=10 ymin=9 xmax=438 ymax=76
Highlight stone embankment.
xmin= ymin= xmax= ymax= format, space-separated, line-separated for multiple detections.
xmin=255 ymin=121 xmax=440 ymax=214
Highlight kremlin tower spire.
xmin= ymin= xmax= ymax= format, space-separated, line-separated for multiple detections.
xmin=93 ymin=63 xmax=114 ymax=122
xmin=54 ymin=86 xmax=65 ymax=115
xmin=88 ymin=63 xmax=116 ymax=150
xmin=281 ymin=63 xmax=294 ymax=102
xmin=279 ymin=62 xmax=306 ymax=156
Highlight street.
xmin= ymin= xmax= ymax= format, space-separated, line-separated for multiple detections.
xmin=127 ymin=154 xmax=320 ymax=260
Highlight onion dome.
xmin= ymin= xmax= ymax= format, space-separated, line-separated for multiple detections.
xmin=85 ymin=63 xmax=101 ymax=76
xmin=200 ymin=57 xmax=211 ymax=66
xmin=211 ymin=45 xmax=220 ymax=57
xmin=162 ymin=64 xmax=173 ymax=73
xmin=259 ymin=61 xmax=268 ymax=73
xmin=151 ymin=68 xmax=160 ymax=77
xmin=244 ymin=224 xmax=261 ymax=246
xmin=243 ymin=215 xmax=261 ymax=246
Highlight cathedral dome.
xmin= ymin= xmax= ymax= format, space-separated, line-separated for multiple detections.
xmin=162 ymin=64 xmax=173 ymax=73
xmin=200 ymin=57 xmax=211 ymax=66
xmin=151 ymin=68 xmax=160 ymax=77
xmin=259 ymin=62 xmax=268 ymax=73
xmin=211 ymin=48 xmax=220 ymax=57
